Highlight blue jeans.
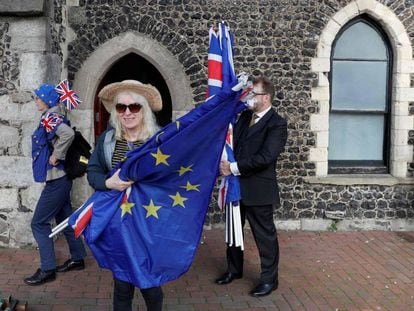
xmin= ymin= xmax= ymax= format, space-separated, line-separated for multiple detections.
xmin=31 ymin=175 xmax=86 ymax=270
xmin=113 ymin=278 xmax=163 ymax=311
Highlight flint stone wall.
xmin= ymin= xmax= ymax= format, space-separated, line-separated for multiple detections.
xmin=0 ymin=0 xmax=413 ymax=247
xmin=65 ymin=0 xmax=414 ymax=228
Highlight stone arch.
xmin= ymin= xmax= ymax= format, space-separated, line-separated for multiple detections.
xmin=310 ymin=0 xmax=414 ymax=178
xmin=72 ymin=31 xmax=194 ymax=128
xmin=69 ymin=31 xmax=196 ymax=206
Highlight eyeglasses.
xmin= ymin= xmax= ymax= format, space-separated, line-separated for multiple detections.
xmin=115 ymin=103 xmax=142 ymax=113
xmin=252 ymin=91 xmax=268 ymax=96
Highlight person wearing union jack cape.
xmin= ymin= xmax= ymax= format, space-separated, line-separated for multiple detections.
xmin=24 ymin=82 xmax=86 ymax=286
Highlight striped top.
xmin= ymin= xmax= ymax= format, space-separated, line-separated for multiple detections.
xmin=111 ymin=139 xmax=144 ymax=168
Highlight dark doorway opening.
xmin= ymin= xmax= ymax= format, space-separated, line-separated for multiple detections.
xmin=93 ymin=53 xmax=172 ymax=143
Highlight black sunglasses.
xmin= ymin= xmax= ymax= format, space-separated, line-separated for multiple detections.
xmin=115 ymin=103 xmax=143 ymax=113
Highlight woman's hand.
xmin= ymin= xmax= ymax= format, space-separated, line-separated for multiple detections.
xmin=49 ymin=154 xmax=59 ymax=166
xmin=105 ymin=169 xmax=134 ymax=191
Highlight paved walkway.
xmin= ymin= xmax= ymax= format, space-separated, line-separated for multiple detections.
xmin=1 ymin=228 xmax=414 ymax=310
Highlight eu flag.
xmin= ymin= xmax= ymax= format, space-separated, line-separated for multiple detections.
xmin=80 ymin=87 xmax=245 ymax=289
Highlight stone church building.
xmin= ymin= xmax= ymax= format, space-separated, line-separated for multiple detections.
xmin=0 ymin=0 xmax=413 ymax=247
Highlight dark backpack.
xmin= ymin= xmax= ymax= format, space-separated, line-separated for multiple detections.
xmin=64 ymin=128 xmax=92 ymax=179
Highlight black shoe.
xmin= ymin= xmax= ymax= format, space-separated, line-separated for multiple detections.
xmin=215 ymin=272 xmax=242 ymax=285
xmin=24 ymin=268 xmax=56 ymax=286
xmin=56 ymin=259 xmax=85 ymax=272
xmin=249 ymin=282 xmax=278 ymax=297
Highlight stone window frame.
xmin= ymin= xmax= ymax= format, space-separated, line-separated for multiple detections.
xmin=310 ymin=0 xmax=414 ymax=180
xmin=328 ymin=16 xmax=392 ymax=174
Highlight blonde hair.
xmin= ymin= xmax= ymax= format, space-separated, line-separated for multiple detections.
xmin=109 ymin=90 xmax=159 ymax=141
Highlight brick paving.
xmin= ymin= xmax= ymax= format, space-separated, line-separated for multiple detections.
xmin=1 ymin=228 xmax=414 ymax=310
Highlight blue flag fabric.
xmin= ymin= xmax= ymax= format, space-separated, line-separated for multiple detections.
xmin=80 ymin=88 xmax=245 ymax=289
xmin=220 ymin=22 xmax=237 ymax=90
xmin=216 ymin=22 xmax=241 ymax=205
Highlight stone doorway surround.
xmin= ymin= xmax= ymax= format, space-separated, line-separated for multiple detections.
xmin=309 ymin=0 xmax=414 ymax=180
xmin=72 ymin=31 xmax=194 ymax=145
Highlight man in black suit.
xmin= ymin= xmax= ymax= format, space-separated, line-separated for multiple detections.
xmin=215 ymin=76 xmax=287 ymax=297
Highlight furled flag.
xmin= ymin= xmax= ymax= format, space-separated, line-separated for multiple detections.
xmin=55 ymin=79 xmax=82 ymax=111
xmin=208 ymin=22 xmax=244 ymax=249
xmin=207 ymin=22 xmax=236 ymax=97
xmin=70 ymin=202 xmax=93 ymax=238
xmin=207 ymin=26 xmax=223 ymax=97
xmin=67 ymin=86 xmax=245 ymax=289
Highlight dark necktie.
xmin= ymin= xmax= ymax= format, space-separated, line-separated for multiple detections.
xmin=249 ymin=113 xmax=259 ymax=127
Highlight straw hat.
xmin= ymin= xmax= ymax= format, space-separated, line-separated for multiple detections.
xmin=98 ymin=80 xmax=162 ymax=112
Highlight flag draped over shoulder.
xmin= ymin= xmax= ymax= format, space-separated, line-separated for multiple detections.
xmin=71 ymin=88 xmax=245 ymax=289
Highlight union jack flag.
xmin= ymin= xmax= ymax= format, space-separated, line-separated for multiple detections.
xmin=41 ymin=113 xmax=63 ymax=133
xmin=55 ymin=79 xmax=82 ymax=111
xmin=208 ymin=22 xmax=243 ymax=249
xmin=207 ymin=28 xmax=223 ymax=97
xmin=69 ymin=202 xmax=94 ymax=239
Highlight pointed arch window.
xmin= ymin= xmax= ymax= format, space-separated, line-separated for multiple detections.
xmin=328 ymin=17 xmax=392 ymax=174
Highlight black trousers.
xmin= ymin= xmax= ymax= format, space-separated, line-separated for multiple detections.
xmin=226 ymin=203 xmax=279 ymax=284
xmin=113 ymin=277 xmax=163 ymax=311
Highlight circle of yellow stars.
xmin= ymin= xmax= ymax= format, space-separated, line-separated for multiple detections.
xmin=120 ymin=146 xmax=202 ymax=220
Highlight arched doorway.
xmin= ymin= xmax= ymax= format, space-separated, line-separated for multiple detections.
xmin=94 ymin=53 xmax=172 ymax=141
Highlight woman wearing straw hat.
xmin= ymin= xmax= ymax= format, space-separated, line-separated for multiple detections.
xmin=87 ymin=80 xmax=163 ymax=311
xmin=24 ymin=83 xmax=87 ymax=286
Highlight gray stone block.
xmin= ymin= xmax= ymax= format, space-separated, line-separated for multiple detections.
xmin=20 ymin=53 xmax=61 ymax=90
xmin=0 ymin=95 xmax=38 ymax=122
xmin=9 ymin=18 xmax=47 ymax=52
xmin=275 ymin=220 xmax=301 ymax=231
xmin=20 ymin=53 xmax=48 ymax=90
xmin=21 ymin=183 xmax=43 ymax=212
xmin=46 ymin=54 xmax=62 ymax=84
xmin=0 ymin=124 xmax=19 ymax=155
xmin=301 ymin=219 xmax=332 ymax=231
xmin=389 ymin=219 xmax=414 ymax=231
xmin=0 ymin=0 xmax=44 ymax=16
xmin=8 ymin=213 xmax=35 ymax=247
xmin=0 ymin=156 xmax=32 ymax=187
xmin=0 ymin=188 xmax=18 ymax=212
xmin=336 ymin=219 xmax=391 ymax=231
xmin=69 ymin=108 xmax=93 ymax=129
xmin=68 ymin=6 xmax=87 ymax=28
xmin=11 ymin=91 xmax=33 ymax=104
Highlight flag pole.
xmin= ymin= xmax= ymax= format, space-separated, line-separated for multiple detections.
xmin=49 ymin=221 xmax=68 ymax=238
xmin=48 ymin=203 xmax=85 ymax=238
xmin=51 ymin=218 xmax=68 ymax=233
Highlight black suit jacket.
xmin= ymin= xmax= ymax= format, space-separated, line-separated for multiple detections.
xmin=233 ymin=108 xmax=287 ymax=206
